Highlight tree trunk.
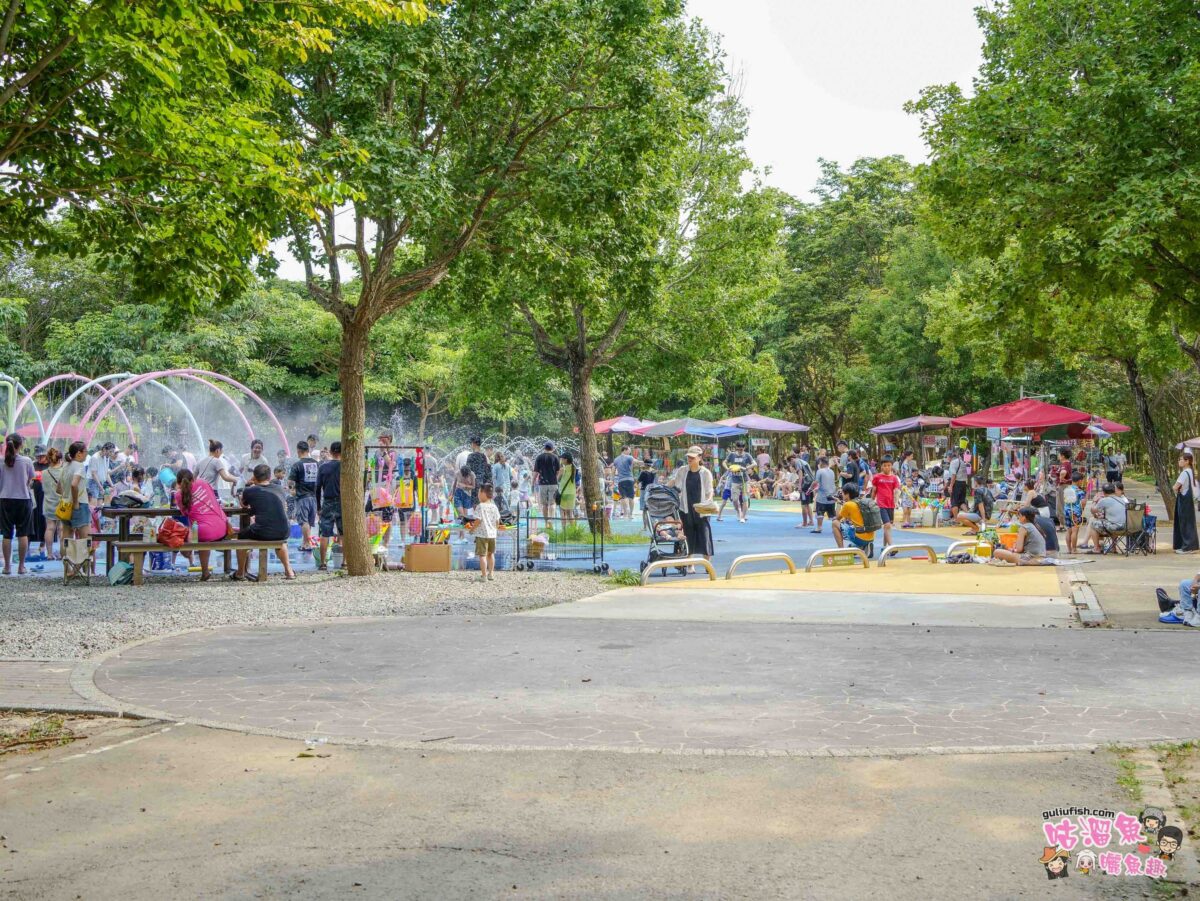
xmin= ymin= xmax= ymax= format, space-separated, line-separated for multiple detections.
xmin=339 ymin=323 xmax=373 ymax=576
xmin=417 ymin=404 xmax=429 ymax=445
xmin=566 ymin=363 xmax=605 ymax=533
xmin=1123 ymin=356 xmax=1174 ymax=512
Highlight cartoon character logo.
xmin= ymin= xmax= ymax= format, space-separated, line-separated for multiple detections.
xmin=1138 ymin=807 xmax=1166 ymax=853
xmin=1158 ymin=826 xmax=1184 ymax=861
xmin=1039 ymin=846 xmax=1070 ymax=879
xmin=1074 ymin=850 xmax=1095 ymax=875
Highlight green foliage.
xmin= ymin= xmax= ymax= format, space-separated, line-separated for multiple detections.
xmin=769 ymin=156 xmax=916 ymax=442
xmin=605 ymin=568 xmax=643 ymax=587
xmin=1 ymin=0 xmax=426 ymax=307
xmin=910 ymin=0 xmax=1200 ymax=326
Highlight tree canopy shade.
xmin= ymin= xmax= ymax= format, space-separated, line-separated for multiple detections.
xmin=910 ymin=0 xmax=1200 ymax=326
xmin=285 ymin=0 xmax=739 ymax=572
xmin=0 ymin=0 xmax=427 ymax=306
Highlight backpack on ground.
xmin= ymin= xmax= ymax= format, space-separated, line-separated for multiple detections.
xmin=856 ymin=496 xmax=884 ymax=533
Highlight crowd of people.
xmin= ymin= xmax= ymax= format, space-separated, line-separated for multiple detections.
xmin=0 ymin=431 xmax=353 ymax=578
xmin=0 ymin=422 xmax=1166 ymax=584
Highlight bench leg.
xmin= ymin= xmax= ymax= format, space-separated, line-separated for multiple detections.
xmin=258 ymin=548 xmax=269 ymax=583
xmin=132 ymin=552 xmax=145 ymax=586
xmin=222 ymin=549 xmax=232 ymax=573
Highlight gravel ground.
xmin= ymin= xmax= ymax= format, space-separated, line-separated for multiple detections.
xmin=0 ymin=571 xmax=608 ymax=660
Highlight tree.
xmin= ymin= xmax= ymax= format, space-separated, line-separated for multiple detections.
xmin=285 ymin=0 xmax=714 ymax=574
xmin=464 ymin=80 xmax=785 ymax=523
xmin=770 ymin=157 xmax=914 ymax=445
xmin=1 ymin=1 xmax=426 ymax=307
xmin=910 ymin=0 xmax=1200 ymax=327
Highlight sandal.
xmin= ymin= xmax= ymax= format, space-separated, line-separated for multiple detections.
xmin=200 ymin=572 xmax=212 ymax=582
xmin=228 ymin=572 xmax=245 ymax=582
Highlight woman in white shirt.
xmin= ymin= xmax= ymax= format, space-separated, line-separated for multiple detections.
xmin=669 ymin=446 xmax=714 ymax=560
xmin=1174 ymin=452 xmax=1198 ymax=554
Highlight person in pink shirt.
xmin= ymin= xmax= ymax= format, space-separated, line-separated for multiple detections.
xmin=173 ymin=469 xmax=229 ymax=581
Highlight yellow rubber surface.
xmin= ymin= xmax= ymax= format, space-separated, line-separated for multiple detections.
xmin=653 ymin=558 xmax=1064 ymax=597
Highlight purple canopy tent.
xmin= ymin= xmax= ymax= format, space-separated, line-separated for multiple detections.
xmin=869 ymin=414 xmax=953 ymax=435
xmin=716 ymin=413 xmax=810 ymax=432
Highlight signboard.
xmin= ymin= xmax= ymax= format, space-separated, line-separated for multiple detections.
xmin=986 ymin=427 xmax=1001 ymax=441
xmin=921 ymin=435 xmax=937 ymax=448
xmin=751 ymin=437 xmax=770 ymax=449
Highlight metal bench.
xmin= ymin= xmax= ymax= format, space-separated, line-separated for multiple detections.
xmin=877 ymin=544 xmax=938 ymax=567
xmin=944 ymin=540 xmax=978 ymax=558
xmin=639 ymin=556 xmax=716 ymax=585
xmin=725 ymin=552 xmax=796 ymax=579
xmin=116 ymin=539 xmax=286 ymax=586
xmin=804 ymin=547 xmax=869 ymax=572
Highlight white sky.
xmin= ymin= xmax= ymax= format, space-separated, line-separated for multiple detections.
xmin=273 ymin=1 xmax=986 ymax=280
xmin=688 ymin=0 xmax=986 ymax=197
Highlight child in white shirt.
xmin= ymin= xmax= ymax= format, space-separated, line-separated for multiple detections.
xmin=470 ymin=484 xmax=502 ymax=582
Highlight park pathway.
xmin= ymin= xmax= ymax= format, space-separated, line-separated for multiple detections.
xmin=89 ymin=615 xmax=1200 ymax=755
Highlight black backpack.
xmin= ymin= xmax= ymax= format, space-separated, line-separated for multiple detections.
xmin=856 ymin=497 xmax=884 ymax=533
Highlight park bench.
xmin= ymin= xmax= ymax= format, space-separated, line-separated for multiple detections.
xmin=115 ymin=539 xmax=286 ymax=586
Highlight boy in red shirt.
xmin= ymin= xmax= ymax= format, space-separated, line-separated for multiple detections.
xmin=868 ymin=456 xmax=901 ymax=547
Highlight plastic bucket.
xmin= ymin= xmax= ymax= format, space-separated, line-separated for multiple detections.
xmin=998 ymin=532 xmax=1019 ymax=551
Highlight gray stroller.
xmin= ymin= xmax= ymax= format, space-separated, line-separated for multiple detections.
xmin=640 ymin=483 xmax=689 ymax=576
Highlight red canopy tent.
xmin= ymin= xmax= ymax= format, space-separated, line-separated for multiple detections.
xmin=950 ymin=398 xmax=1091 ymax=430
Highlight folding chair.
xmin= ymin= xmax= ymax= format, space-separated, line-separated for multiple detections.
xmin=1120 ymin=506 xmax=1155 ymax=556
xmin=62 ymin=537 xmax=94 ymax=585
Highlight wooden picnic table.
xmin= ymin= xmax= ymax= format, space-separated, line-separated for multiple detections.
xmin=99 ymin=505 xmax=250 ymax=573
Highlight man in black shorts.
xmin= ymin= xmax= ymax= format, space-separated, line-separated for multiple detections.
xmin=316 ymin=441 xmax=342 ymax=572
xmin=235 ymin=464 xmax=295 ymax=581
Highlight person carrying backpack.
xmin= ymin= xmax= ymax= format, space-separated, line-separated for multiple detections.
xmin=833 ymin=483 xmax=879 ymax=558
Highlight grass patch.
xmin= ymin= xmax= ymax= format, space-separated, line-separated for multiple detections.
xmin=536 ymin=523 xmax=646 ymax=546
xmin=606 ymin=568 xmax=642 ymax=587
xmin=1112 ymin=751 xmax=1144 ymax=802
xmin=0 ymin=713 xmax=81 ymax=756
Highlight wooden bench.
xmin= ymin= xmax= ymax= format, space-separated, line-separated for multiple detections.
xmin=115 ymin=540 xmax=286 ymax=586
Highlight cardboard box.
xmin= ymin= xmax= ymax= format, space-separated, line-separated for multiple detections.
xmin=404 ymin=543 xmax=451 ymax=573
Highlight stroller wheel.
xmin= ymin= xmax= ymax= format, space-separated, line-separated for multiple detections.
xmin=639 ymin=560 xmax=648 ymax=573
xmin=600 ymin=563 xmax=610 ymax=574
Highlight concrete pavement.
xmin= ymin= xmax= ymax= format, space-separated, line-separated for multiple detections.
xmin=90 ymin=616 xmax=1200 ymax=754
xmin=0 ymin=722 xmax=1140 ymax=901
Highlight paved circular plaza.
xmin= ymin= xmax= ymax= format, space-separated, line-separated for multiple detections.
xmin=90 ymin=614 xmax=1200 ymax=755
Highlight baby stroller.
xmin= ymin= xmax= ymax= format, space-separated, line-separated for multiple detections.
xmin=640 ymin=483 xmax=689 ymax=576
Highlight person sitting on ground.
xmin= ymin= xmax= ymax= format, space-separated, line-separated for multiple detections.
xmin=991 ymin=506 xmax=1047 ymax=566
xmin=832 ymin=483 xmax=876 ymax=557
xmin=1158 ymin=567 xmax=1200 ymax=627
xmin=172 ymin=469 xmax=230 ymax=581
xmin=231 ymin=463 xmax=296 ymax=581
xmin=955 ymin=475 xmax=995 ymax=535
xmin=1081 ymin=483 xmax=1127 ymax=554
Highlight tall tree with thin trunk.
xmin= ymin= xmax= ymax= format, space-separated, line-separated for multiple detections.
xmin=284 ymin=0 xmax=712 ymax=574
xmin=458 ymin=81 xmax=784 ymax=523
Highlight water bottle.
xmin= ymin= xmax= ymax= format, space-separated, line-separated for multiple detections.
xmin=144 ymin=519 xmax=154 ymax=542
xmin=189 ymin=521 xmax=198 ymax=544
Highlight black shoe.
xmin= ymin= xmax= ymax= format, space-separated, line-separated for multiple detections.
xmin=1157 ymin=588 xmax=1174 ymax=613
